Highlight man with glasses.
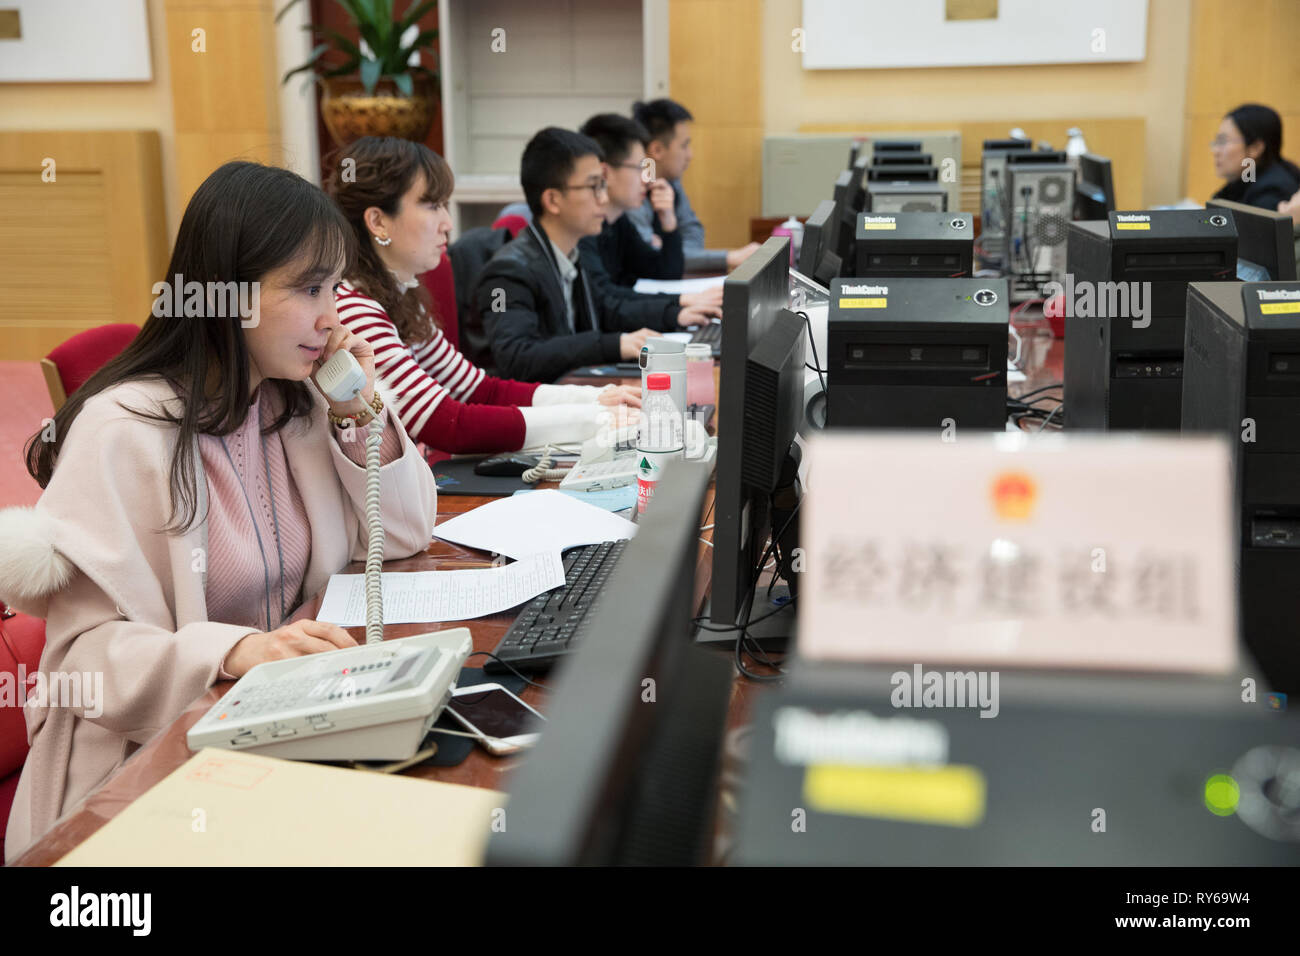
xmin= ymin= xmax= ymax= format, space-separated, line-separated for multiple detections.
xmin=578 ymin=113 xmax=723 ymax=323
xmin=472 ymin=127 xmax=673 ymax=382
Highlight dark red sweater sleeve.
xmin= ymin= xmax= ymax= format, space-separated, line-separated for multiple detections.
xmin=466 ymin=377 xmax=539 ymax=407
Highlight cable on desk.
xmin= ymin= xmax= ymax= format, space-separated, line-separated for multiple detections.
xmin=796 ymin=311 xmax=829 ymax=394
xmin=521 ymin=445 xmax=570 ymax=483
xmin=1036 ymin=403 xmax=1064 ymax=432
xmin=465 ymin=650 xmax=549 ymax=689
xmin=1015 ymin=382 xmax=1063 ymax=401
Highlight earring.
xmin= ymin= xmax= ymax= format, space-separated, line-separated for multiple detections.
xmin=374 ymin=234 xmax=392 ymax=247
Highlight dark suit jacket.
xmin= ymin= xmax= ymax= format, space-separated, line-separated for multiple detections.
xmin=471 ymin=222 xmax=626 ymax=382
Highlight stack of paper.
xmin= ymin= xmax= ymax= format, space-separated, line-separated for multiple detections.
xmin=432 ymin=489 xmax=637 ymax=559
xmin=56 ymin=749 xmax=506 ymax=866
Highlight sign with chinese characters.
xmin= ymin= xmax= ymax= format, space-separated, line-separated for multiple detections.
xmin=799 ymin=432 xmax=1236 ymax=673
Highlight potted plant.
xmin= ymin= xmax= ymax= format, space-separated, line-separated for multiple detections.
xmin=278 ymin=0 xmax=439 ymax=146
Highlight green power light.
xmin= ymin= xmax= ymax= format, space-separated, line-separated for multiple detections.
xmin=1204 ymin=773 xmax=1240 ymax=816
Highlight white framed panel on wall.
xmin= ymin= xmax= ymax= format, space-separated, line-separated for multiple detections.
xmin=0 ymin=0 xmax=152 ymax=82
xmin=801 ymin=0 xmax=1147 ymax=70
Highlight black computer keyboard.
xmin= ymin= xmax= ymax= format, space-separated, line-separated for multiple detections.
xmin=484 ymin=540 xmax=628 ymax=674
xmin=690 ymin=322 xmax=722 ymax=356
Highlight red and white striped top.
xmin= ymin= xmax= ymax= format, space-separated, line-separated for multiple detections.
xmin=335 ymin=281 xmax=539 ymax=455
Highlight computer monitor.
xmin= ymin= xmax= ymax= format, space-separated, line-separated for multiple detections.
xmin=1075 ymin=153 xmax=1116 ymax=220
xmin=484 ymin=462 xmax=733 ymax=866
xmin=833 ymin=168 xmax=865 ymax=264
xmin=706 ymin=237 xmax=807 ymax=643
xmin=798 ymin=198 xmax=836 ymax=277
xmin=1207 ymin=198 xmax=1297 ymax=280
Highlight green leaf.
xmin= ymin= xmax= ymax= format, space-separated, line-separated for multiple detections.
xmin=391 ymin=72 xmax=413 ymax=97
xmin=359 ymin=57 xmax=382 ymax=95
xmin=279 ymin=42 xmax=331 ymax=85
xmin=399 ymin=0 xmax=438 ymax=32
xmin=336 ymin=0 xmax=368 ymax=27
xmin=306 ymin=24 xmax=363 ymax=61
xmin=398 ymin=27 xmax=438 ymax=59
xmin=323 ymin=58 xmax=362 ymax=77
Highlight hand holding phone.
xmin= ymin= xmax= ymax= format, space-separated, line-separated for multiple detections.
xmin=308 ymin=326 xmax=377 ymax=413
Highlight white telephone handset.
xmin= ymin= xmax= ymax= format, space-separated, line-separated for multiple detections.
xmin=186 ymin=345 xmax=471 ymax=762
xmin=313 ymin=348 xmax=368 ymax=404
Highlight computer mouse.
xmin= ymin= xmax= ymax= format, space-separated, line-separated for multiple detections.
xmin=473 ymin=454 xmax=539 ymax=477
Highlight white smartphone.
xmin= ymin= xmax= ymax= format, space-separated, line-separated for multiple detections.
xmin=446 ymin=682 xmax=545 ymax=755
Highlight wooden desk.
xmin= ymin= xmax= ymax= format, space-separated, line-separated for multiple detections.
xmin=13 ymin=337 xmax=1065 ymax=866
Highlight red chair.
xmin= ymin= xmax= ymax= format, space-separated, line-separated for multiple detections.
xmin=419 ymin=256 xmax=459 ymax=351
xmin=40 ymin=323 xmax=139 ymax=412
xmin=491 ymin=214 xmax=529 ymax=239
xmin=0 ymin=602 xmax=45 ymax=864
xmin=7 ymin=323 xmax=136 ymax=860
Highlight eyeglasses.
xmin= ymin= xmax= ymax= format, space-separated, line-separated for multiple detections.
xmin=613 ymin=162 xmax=644 ymax=172
xmin=1209 ymin=137 xmax=1244 ymax=150
xmin=555 ymin=178 xmax=608 ymax=197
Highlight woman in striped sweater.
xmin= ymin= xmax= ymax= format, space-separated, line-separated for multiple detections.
xmin=326 ymin=137 xmax=639 ymax=456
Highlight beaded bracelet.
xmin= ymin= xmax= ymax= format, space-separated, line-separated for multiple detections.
xmin=327 ymin=391 xmax=384 ymax=428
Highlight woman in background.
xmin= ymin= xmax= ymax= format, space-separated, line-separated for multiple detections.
xmin=1210 ymin=104 xmax=1300 ymax=211
xmin=326 ymin=137 xmax=639 ymax=457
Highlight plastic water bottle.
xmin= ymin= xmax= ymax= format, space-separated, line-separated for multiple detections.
xmin=636 ymin=372 xmax=683 ymax=517
xmin=1065 ymin=127 xmax=1089 ymax=169
xmin=772 ymin=216 xmax=804 ymax=266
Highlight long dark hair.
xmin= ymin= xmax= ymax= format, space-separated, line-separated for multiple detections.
xmin=24 ymin=161 xmax=356 ymax=534
xmin=324 ymin=136 xmax=454 ymax=345
xmin=1225 ymin=104 xmax=1300 ymax=181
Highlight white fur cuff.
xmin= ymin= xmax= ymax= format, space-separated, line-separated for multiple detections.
xmin=0 ymin=507 xmax=73 ymax=618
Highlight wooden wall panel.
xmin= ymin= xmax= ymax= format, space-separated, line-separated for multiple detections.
xmin=164 ymin=0 xmax=283 ymax=206
xmin=669 ymin=0 xmax=762 ymax=251
xmin=1183 ymin=0 xmax=1300 ymax=205
xmin=0 ymin=132 xmax=167 ymax=361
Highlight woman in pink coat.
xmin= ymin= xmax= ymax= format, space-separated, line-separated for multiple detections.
xmin=0 ymin=161 xmax=438 ymax=862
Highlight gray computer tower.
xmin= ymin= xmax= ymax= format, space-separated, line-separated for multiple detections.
xmin=979 ymin=139 xmax=1033 ymax=268
xmin=1183 ymin=281 xmax=1300 ymax=693
xmin=1065 ymin=210 xmax=1238 ymax=431
xmin=1004 ymin=154 xmax=1074 ymax=302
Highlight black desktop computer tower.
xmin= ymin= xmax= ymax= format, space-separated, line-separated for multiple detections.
xmin=1065 ymin=210 xmax=1238 ymax=431
xmin=826 ymin=277 xmax=1009 ymax=429
xmin=1183 ymin=281 xmax=1300 ymax=693
xmin=854 ymin=212 xmax=973 ymax=278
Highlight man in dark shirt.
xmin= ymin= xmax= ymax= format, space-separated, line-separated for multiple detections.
xmin=626 ymin=98 xmax=760 ymax=274
xmin=578 ymin=113 xmax=723 ymax=316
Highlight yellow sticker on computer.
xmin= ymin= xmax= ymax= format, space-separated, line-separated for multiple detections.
xmin=803 ymin=764 xmax=986 ymax=827
xmin=1115 ymin=222 xmax=1150 ymax=230
xmin=862 ymin=222 xmax=897 ymax=230
xmin=1260 ymin=302 xmax=1300 ymax=315
xmin=839 ymin=297 xmax=888 ymax=309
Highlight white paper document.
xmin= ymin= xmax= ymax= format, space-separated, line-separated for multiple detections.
xmin=633 ymin=275 xmax=725 ymax=295
xmin=317 ymin=550 xmax=565 ymax=626
xmin=432 ymin=489 xmax=637 ymax=559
